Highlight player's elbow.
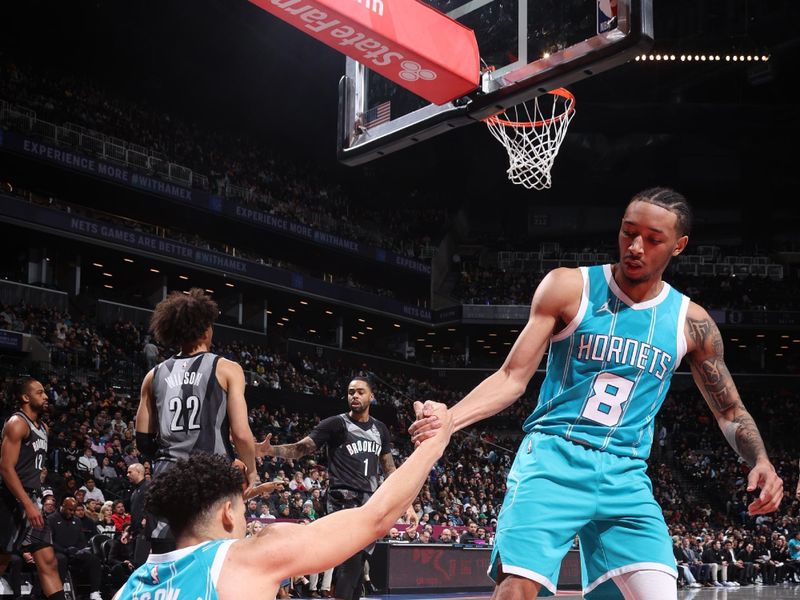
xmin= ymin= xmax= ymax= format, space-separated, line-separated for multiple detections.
xmin=498 ymin=365 xmax=528 ymax=400
xmin=364 ymin=504 xmax=397 ymax=538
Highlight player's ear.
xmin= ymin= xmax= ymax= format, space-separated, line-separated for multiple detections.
xmin=672 ymin=235 xmax=688 ymax=257
xmin=221 ymin=499 xmax=236 ymax=533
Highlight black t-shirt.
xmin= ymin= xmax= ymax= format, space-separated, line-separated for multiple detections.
xmin=308 ymin=413 xmax=391 ymax=493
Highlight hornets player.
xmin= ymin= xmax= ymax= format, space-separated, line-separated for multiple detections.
xmin=113 ymin=402 xmax=453 ymax=600
xmin=409 ymin=188 xmax=783 ymax=600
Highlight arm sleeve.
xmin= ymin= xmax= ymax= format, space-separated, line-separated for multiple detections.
xmin=307 ymin=415 xmax=342 ymax=449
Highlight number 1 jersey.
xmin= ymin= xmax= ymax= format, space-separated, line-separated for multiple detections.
xmin=524 ymin=264 xmax=690 ymax=459
xmin=152 ymin=352 xmax=234 ymax=463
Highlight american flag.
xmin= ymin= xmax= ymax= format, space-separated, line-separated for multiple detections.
xmin=364 ymin=101 xmax=391 ymax=129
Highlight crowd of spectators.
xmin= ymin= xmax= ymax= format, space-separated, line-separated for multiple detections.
xmin=0 ymin=57 xmax=446 ymax=259
xmin=452 ymin=257 xmax=800 ymax=311
xmin=1 ymin=299 xmax=799 ymax=596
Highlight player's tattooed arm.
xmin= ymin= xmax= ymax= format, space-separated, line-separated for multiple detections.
xmin=380 ymin=453 xmax=397 ymax=476
xmin=685 ymin=312 xmax=767 ymax=467
xmin=256 ymin=434 xmax=316 ymax=459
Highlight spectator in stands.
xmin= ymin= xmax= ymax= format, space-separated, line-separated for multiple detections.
xmin=438 ymin=529 xmax=454 ymax=544
xmin=737 ymin=542 xmax=759 ymax=585
xmin=755 ymin=534 xmax=777 ymax=585
xmin=48 ymin=497 xmax=104 ymax=600
xmin=111 ymin=500 xmax=131 ymax=534
xmin=418 ymin=530 xmax=432 ymax=544
xmin=77 ymin=448 xmax=98 ymax=478
xmin=42 ymin=494 xmax=58 ymax=518
xmin=80 ymin=478 xmax=105 ymax=504
xmin=93 ymin=457 xmax=117 ymax=485
xmin=459 ymin=521 xmax=479 ymax=544
xmin=74 ymin=504 xmax=96 ymax=539
xmin=245 ymin=500 xmax=261 ymax=519
xmin=85 ymin=498 xmax=101 ymax=522
xmin=96 ymin=504 xmax=117 ymax=536
xmin=142 ymin=338 xmax=159 ymax=369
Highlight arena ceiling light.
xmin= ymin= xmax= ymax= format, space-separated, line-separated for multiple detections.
xmin=324 ymin=310 xmax=333 ymax=315
xmin=277 ymin=322 xmax=285 ymax=327
xmin=288 ymin=308 xmax=296 ymax=313
xmin=123 ymin=258 xmax=134 ymax=263
xmin=179 ymin=275 xmax=189 ymax=280
xmin=225 ymin=282 xmax=235 ymax=287
xmin=102 ymin=272 xmax=113 ymax=277
xmin=393 ymin=323 xmax=401 ymax=328
xmin=149 ymin=268 xmax=160 ymax=273
xmin=92 ymin=262 xmax=103 ymax=267
xmin=104 ymin=284 xmax=113 ymax=289
xmin=300 ymin=300 xmax=309 ymax=305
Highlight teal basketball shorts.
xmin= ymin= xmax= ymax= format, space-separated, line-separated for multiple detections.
xmin=488 ymin=432 xmax=677 ymax=598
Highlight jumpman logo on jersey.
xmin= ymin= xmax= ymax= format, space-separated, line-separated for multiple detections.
xmin=595 ymin=299 xmax=614 ymax=315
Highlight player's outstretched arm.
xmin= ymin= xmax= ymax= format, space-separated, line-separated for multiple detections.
xmin=227 ymin=402 xmax=453 ymax=591
xmin=685 ymin=302 xmax=783 ymax=514
xmin=410 ymin=268 xmax=582 ymax=443
xmin=256 ymin=433 xmax=317 ymax=460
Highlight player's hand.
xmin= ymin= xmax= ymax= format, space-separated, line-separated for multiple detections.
xmin=409 ymin=400 xmax=453 ymax=446
xmin=404 ymin=505 xmax=419 ymax=528
xmin=255 ymin=433 xmax=274 ymax=458
xmin=746 ymin=459 xmax=783 ymax=515
xmin=22 ymin=552 xmax=34 ymax=564
xmin=409 ymin=400 xmax=445 ymax=447
xmin=244 ymin=481 xmax=281 ymax=501
xmin=25 ymin=502 xmax=44 ymax=529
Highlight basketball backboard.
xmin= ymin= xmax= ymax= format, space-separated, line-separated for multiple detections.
xmin=338 ymin=0 xmax=653 ymax=165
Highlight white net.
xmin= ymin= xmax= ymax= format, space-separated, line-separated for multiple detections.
xmin=484 ymin=88 xmax=576 ymax=190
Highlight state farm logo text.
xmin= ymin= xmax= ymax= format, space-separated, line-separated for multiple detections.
xmin=271 ymin=0 xmax=439 ymax=82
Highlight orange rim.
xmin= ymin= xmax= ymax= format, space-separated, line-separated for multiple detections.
xmin=483 ymin=88 xmax=576 ymax=128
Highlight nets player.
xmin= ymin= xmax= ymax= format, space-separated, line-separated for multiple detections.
xmin=257 ymin=375 xmax=416 ymax=600
xmin=0 ymin=378 xmax=65 ymax=600
xmin=135 ymin=288 xmax=258 ymax=551
xmin=410 ymin=188 xmax=783 ymax=600
xmin=113 ymin=401 xmax=452 ymax=600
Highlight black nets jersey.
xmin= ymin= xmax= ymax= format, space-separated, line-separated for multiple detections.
xmin=1 ymin=412 xmax=47 ymax=491
xmin=309 ymin=413 xmax=391 ymax=493
xmin=150 ymin=352 xmax=233 ymax=465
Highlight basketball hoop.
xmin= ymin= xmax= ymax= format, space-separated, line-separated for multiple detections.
xmin=483 ymin=88 xmax=576 ymax=190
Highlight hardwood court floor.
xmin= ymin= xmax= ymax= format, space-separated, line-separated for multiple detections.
xmin=376 ymin=584 xmax=800 ymax=599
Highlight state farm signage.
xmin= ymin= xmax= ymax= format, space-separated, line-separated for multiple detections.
xmin=249 ymin=0 xmax=479 ymax=105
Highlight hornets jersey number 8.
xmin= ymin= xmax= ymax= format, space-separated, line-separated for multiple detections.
xmin=524 ymin=264 xmax=690 ymax=459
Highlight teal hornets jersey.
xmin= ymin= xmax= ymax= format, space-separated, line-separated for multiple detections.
xmin=523 ymin=264 xmax=690 ymax=459
xmin=115 ymin=539 xmax=234 ymax=600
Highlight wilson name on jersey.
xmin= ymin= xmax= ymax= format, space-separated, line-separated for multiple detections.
xmin=151 ymin=352 xmax=233 ymax=463
xmin=524 ymin=264 xmax=690 ymax=459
